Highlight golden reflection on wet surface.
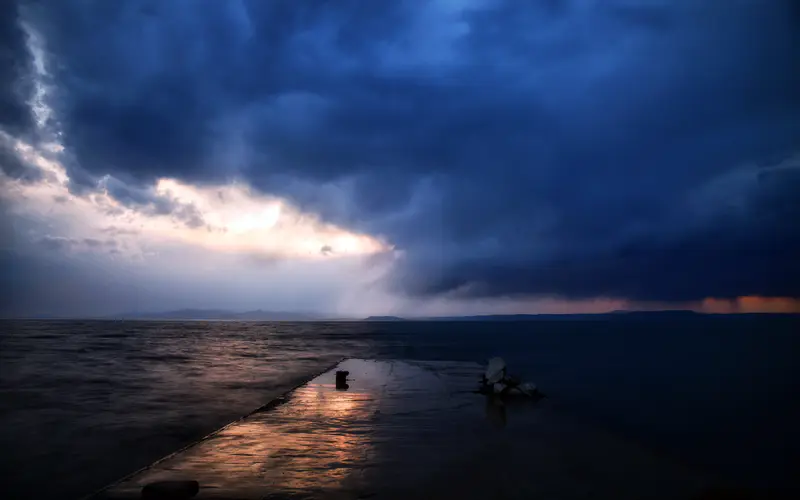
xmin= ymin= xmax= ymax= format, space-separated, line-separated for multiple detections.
xmin=103 ymin=360 xmax=395 ymax=498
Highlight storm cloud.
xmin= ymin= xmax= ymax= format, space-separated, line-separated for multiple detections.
xmin=2 ymin=0 xmax=799 ymax=310
xmin=0 ymin=0 xmax=34 ymax=138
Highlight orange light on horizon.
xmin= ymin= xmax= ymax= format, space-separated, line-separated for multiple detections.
xmin=700 ymin=296 xmax=800 ymax=314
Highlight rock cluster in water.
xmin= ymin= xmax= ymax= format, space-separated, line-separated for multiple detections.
xmin=479 ymin=357 xmax=541 ymax=398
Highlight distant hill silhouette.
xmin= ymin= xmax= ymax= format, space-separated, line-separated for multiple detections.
xmin=112 ymin=309 xmax=325 ymax=321
xmin=422 ymin=310 xmax=707 ymax=321
xmin=608 ymin=309 xmax=701 ymax=317
xmin=363 ymin=315 xmax=405 ymax=321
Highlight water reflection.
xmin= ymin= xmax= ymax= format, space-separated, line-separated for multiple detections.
xmin=484 ymin=394 xmax=548 ymax=431
xmin=113 ymin=368 xmax=377 ymax=498
xmin=485 ymin=397 xmax=507 ymax=429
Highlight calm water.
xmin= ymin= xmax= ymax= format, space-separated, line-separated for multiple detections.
xmin=1 ymin=317 xmax=798 ymax=498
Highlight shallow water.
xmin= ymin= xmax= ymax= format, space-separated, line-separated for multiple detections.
xmin=1 ymin=317 xmax=798 ymax=498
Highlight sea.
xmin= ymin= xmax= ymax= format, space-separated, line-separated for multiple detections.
xmin=1 ymin=316 xmax=798 ymax=498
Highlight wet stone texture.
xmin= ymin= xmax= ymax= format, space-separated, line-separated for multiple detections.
xmin=92 ymin=359 xmax=714 ymax=499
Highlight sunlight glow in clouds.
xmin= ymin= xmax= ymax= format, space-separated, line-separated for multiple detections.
xmin=153 ymin=178 xmax=389 ymax=258
xmin=2 ymin=142 xmax=389 ymax=261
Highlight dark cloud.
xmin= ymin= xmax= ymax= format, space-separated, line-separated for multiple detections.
xmin=100 ymin=225 xmax=139 ymax=237
xmin=0 ymin=135 xmax=42 ymax=183
xmin=0 ymin=249 xmax=148 ymax=317
xmin=0 ymin=197 xmax=16 ymax=249
xmin=5 ymin=0 xmax=800 ymax=301
xmin=37 ymin=235 xmax=77 ymax=251
xmin=36 ymin=235 xmax=120 ymax=254
xmin=172 ymin=204 xmax=206 ymax=229
xmin=99 ymin=175 xmax=206 ymax=229
xmin=244 ymin=253 xmax=280 ymax=268
xmin=0 ymin=0 xmax=34 ymax=138
xmin=82 ymin=238 xmax=117 ymax=249
xmin=81 ymin=237 xmax=101 ymax=247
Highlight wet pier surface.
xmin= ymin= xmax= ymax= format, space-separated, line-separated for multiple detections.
xmin=91 ymin=359 xmax=716 ymax=499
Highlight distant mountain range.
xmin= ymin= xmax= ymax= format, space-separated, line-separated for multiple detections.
xmin=362 ymin=316 xmax=406 ymax=321
xmin=111 ymin=309 xmax=330 ymax=321
xmin=364 ymin=310 xmax=797 ymax=321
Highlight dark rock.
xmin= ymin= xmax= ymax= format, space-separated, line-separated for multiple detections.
xmin=478 ymin=358 xmax=544 ymax=399
xmin=335 ymin=370 xmax=350 ymax=390
xmin=141 ymin=480 xmax=199 ymax=499
xmin=484 ymin=357 xmax=506 ymax=385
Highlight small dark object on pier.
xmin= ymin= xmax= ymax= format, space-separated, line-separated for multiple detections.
xmin=141 ymin=480 xmax=199 ymax=499
xmin=336 ymin=370 xmax=350 ymax=390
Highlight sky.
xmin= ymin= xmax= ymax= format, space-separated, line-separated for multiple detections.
xmin=1 ymin=0 xmax=798 ymax=317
